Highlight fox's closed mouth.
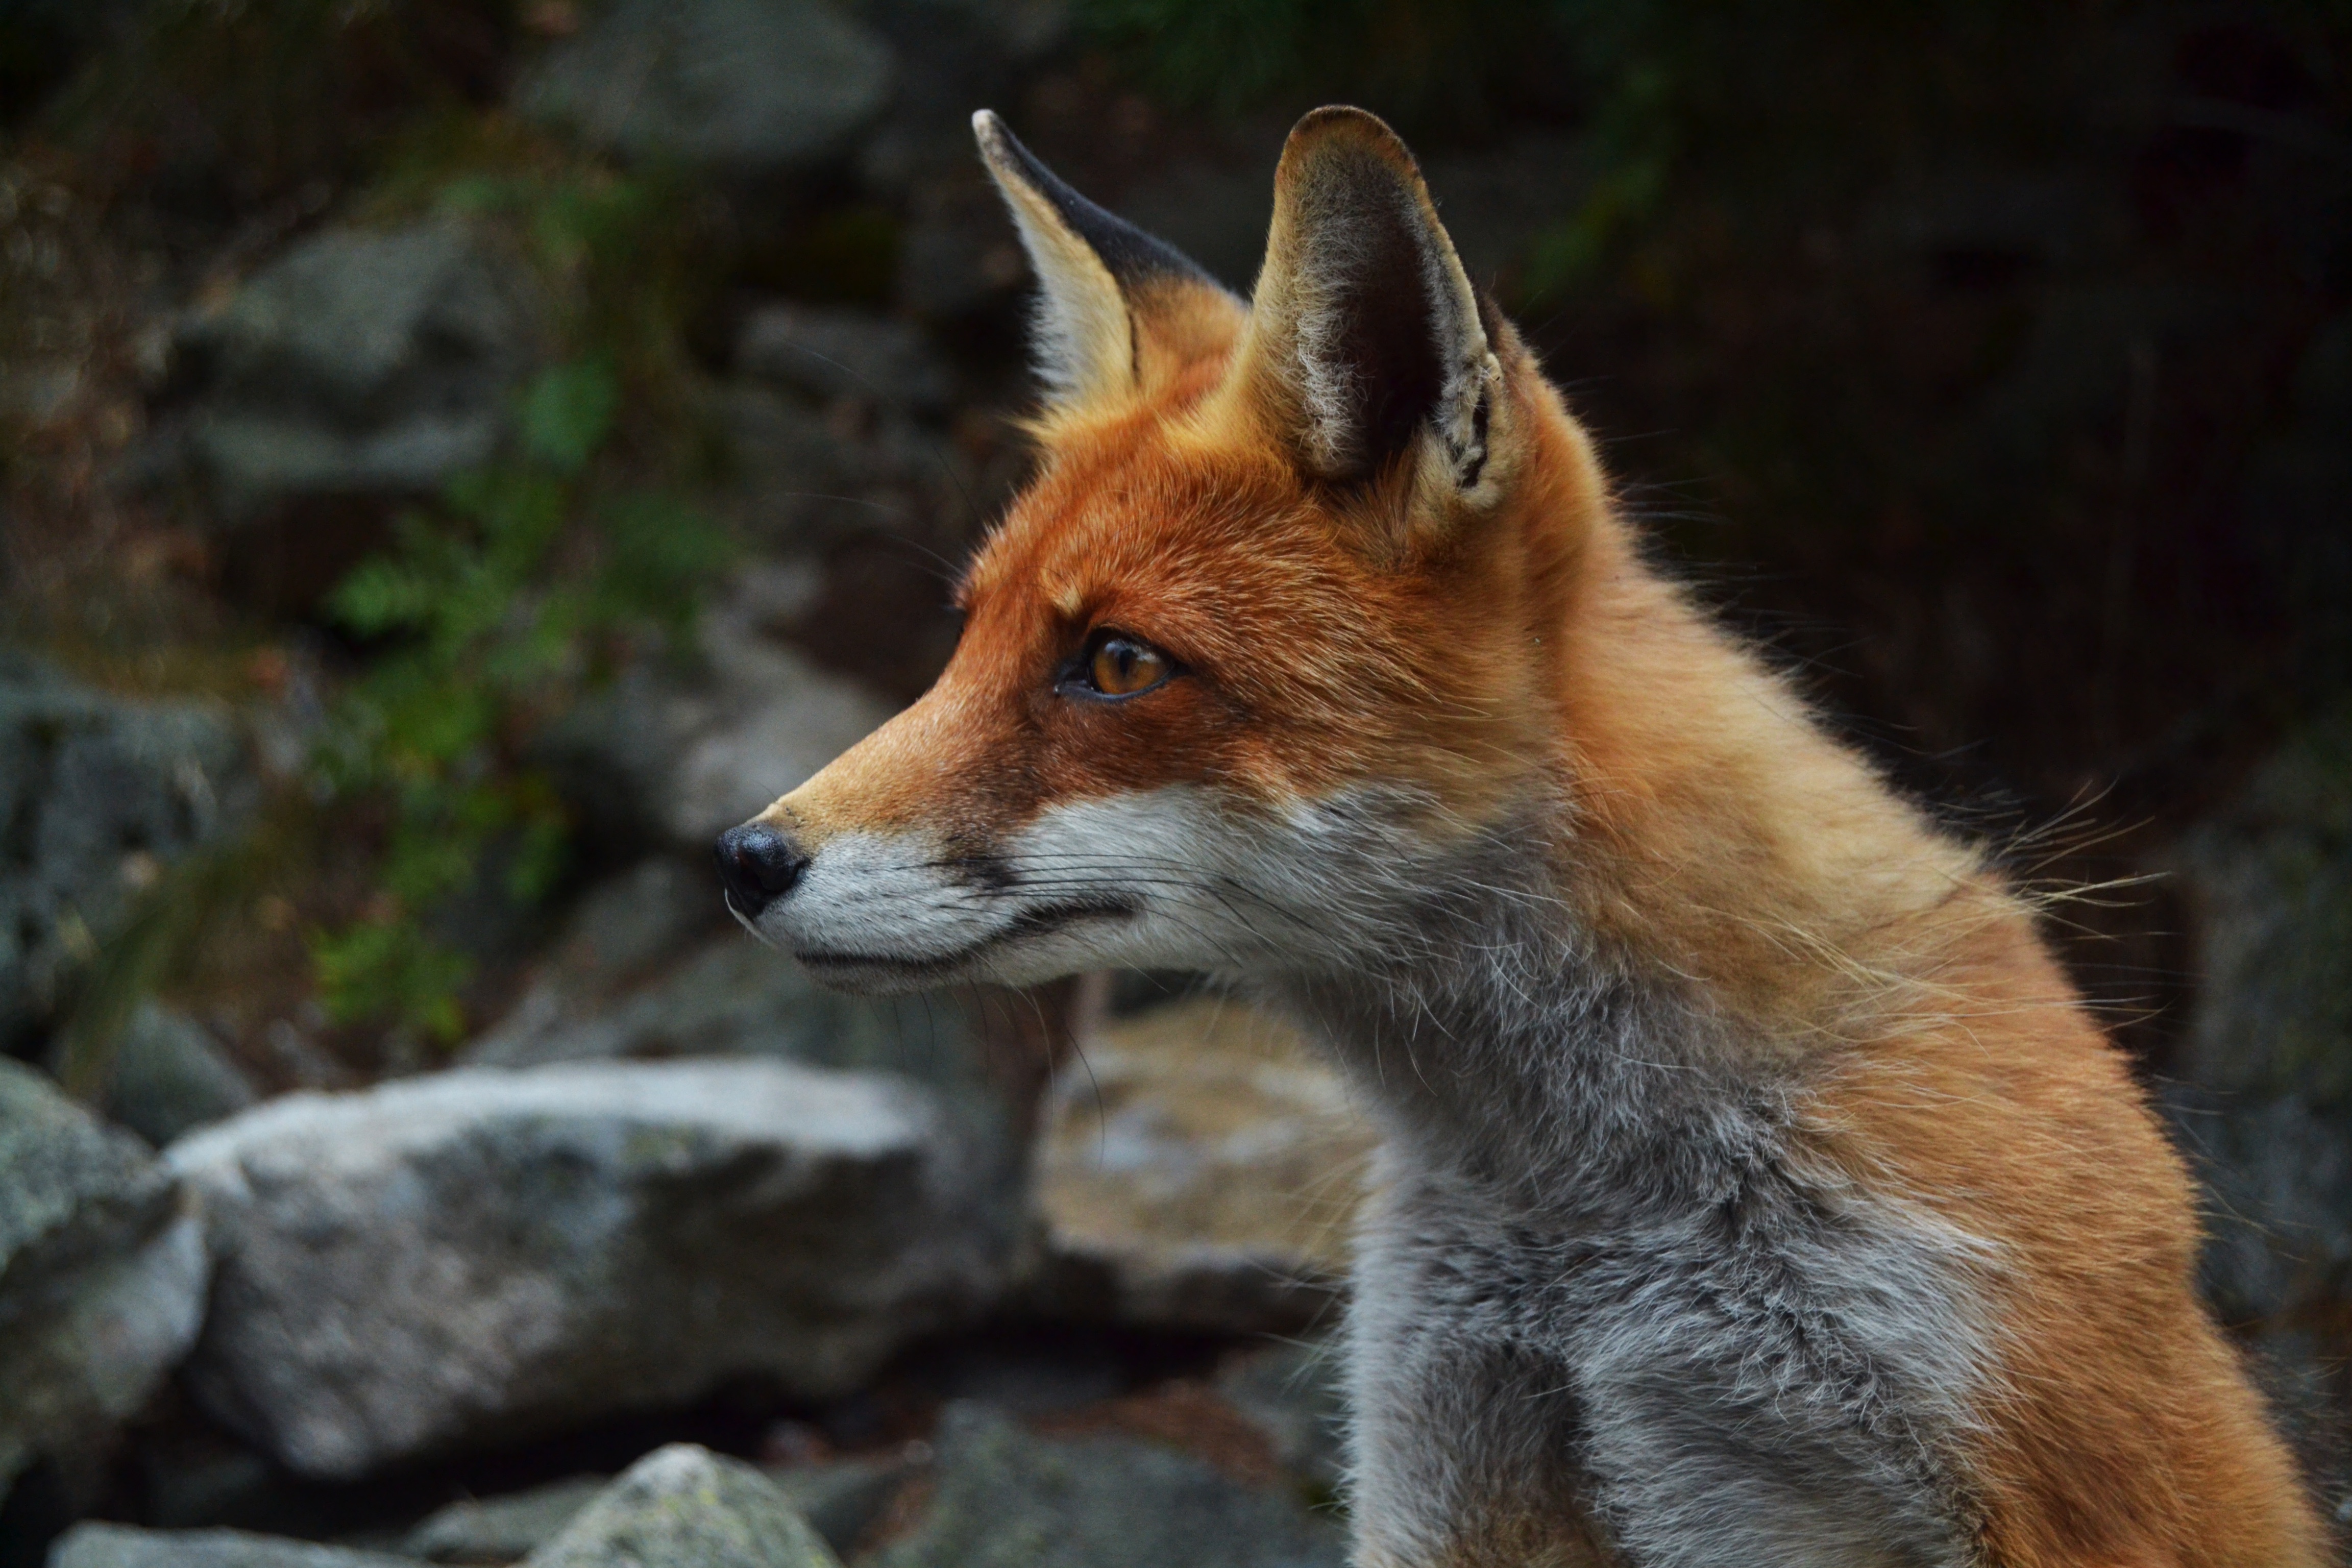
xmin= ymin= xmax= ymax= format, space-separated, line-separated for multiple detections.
xmin=792 ymin=896 xmax=1138 ymax=974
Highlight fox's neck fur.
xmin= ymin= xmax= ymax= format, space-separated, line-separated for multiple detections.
xmin=1230 ymin=409 xmax=2048 ymax=1560
xmin=1249 ymin=566 xmax=2007 ymax=1562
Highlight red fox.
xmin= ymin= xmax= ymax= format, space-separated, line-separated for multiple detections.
xmin=716 ymin=107 xmax=2330 ymax=1566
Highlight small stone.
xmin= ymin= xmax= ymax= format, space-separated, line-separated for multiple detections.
xmin=523 ymin=1444 xmax=841 ymax=1568
xmin=48 ymin=1523 xmax=417 ymax=1568
xmin=170 ymin=1060 xmax=1019 ymax=1479
xmin=1032 ymin=998 xmax=1370 ymax=1335
xmin=1 ymin=1059 xmax=166 ymax=1286
xmin=520 ymin=0 xmax=894 ymax=176
xmin=404 ymin=1476 xmax=611 ymax=1563
xmin=105 ymin=1003 xmax=258 ymax=1148
xmin=869 ymin=1404 xmax=1343 ymax=1568
xmin=396 ymin=1457 xmax=910 ymax=1564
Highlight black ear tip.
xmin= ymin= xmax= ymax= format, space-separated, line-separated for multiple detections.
xmin=973 ymin=107 xmax=1051 ymax=189
xmin=971 ymin=109 xmax=1054 ymax=195
xmin=971 ymin=109 xmax=1221 ymax=294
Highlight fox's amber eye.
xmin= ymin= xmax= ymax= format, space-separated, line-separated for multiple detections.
xmin=1086 ymin=634 xmax=1172 ymax=698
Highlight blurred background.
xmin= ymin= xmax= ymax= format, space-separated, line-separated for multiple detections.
xmin=2 ymin=0 xmax=2349 ymax=1562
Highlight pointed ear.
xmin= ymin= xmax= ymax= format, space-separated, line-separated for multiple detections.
xmin=1231 ymin=107 xmax=1502 ymax=490
xmin=973 ymin=110 xmax=1241 ymax=410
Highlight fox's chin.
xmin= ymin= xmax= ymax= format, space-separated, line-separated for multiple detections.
xmin=789 ymin=948 xmax=984 ymax=994
xmin=775 ymin=899 xmax=1145 ymax=994
xmin=787 ymin=939 xmax=1093 ymax=995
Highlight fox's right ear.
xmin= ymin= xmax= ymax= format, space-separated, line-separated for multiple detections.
xmin=974 ymin=110 xmax=1241 ymax=412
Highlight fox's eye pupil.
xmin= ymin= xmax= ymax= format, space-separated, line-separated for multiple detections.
xmin=1087 ymin=635 xmax=1168 ymax=697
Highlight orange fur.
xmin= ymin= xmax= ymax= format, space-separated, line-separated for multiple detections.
xmin=762 ymin=108 xmax=2332 ymax=1563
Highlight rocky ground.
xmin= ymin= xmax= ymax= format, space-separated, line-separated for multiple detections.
xmin=3 ymin=0 xmax=2349 ymax=1562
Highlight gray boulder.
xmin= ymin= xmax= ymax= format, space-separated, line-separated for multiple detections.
xmin=177 ymin=221 xmax=535 ymax=511
xmin=538 ymin=586 xmax=896 ymax=851
xmin=169 ymin=1060 xmax=1020 ymax=1479
xmin=871 ymin=1404 xmax=1344 ymax=1568
xmin=520 ymin=0 xmax=894 ymax=176
xmin=0 ymin=653 xmax=248 ymax=1054
xmin=524 ymin=1445 xmax=840 ymax=1568
xmin=104 ymin=1003 xmax=258 ymax=1147
xmin=50 ymin=1525 xmax=417 ymax=1568
xmin=1 ymin=1060 xmax=209 ymax=1507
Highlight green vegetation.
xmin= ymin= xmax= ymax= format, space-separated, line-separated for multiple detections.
xmin=313 ymin=152 xmax=730 ymax=1042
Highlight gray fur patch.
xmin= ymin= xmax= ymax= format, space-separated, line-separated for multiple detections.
xmin=1237 ymin=794 xmax=1996 ymax=1566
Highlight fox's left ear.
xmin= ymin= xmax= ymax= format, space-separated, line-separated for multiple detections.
xmin=1230 ymin=107 xmax=1504 ymax=495
xmin=974 ymin=110 xmax=1242 ymax=412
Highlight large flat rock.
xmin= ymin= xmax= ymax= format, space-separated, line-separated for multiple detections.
xmin=49 ymin=1525 xmax=414 ymax=1568
xmin=169 ymin=1060 xmax=1021 ymax=1479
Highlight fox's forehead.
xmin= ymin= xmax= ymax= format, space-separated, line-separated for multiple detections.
xmin=962 ymin=418 xmax=1311 ymax=622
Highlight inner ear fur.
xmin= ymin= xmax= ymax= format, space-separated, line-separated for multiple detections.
xmin=1229 ymin=106 xmax=1503 ymax=493
xmin=973 ymin=110 xmax=1243 ymax=412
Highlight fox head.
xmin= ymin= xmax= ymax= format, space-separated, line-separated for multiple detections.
xmin=717 ymin=106 xmax=1624 ymax=994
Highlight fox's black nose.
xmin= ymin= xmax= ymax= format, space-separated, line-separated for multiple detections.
xmin=715 ymin=823 xmax=808 ymax=919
